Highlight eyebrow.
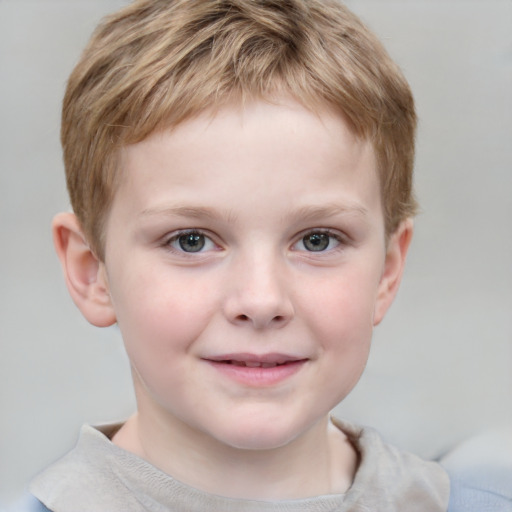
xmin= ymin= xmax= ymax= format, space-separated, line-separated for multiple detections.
xmin=139 ymin=205 xmax=238 ymax=223
xmin=290 ymin=203 xmax=369 ymax=223
xmin=139 ymin=203 xmax=368 ymax=223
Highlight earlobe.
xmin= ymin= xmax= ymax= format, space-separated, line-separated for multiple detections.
xmin=52 ymin=212 xmax=116 ymax=327
xmin=373 ymin=218 xmax=414 ymax=326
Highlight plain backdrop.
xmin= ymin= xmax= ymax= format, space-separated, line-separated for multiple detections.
xmin=1 ymin=0 xmax=511 ymax=506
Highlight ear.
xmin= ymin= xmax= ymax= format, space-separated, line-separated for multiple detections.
xmin=373 ymin=218 xmax=414 ymax=326
xmin=52 ymin=212 xmax=116 ymax=327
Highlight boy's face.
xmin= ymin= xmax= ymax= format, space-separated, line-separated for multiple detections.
xmin=96 ymin=99 xmax=408 ymax=451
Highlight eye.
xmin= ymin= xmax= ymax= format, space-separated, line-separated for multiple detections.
xmin=293 ymin=230 xmax=342 ymax=252
xmin=167 ymin=230 xmax=216 ymax=253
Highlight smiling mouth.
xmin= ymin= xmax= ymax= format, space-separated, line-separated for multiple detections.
xmin=204 ymin=354 xmax=308 ymax=369
xmin=203 ymin=355 xmax=307 ymax=385
xmin=219 ymin=360 xmax=289 ymax=368
xmin=205 ymin=353 xmax=306 ymax=366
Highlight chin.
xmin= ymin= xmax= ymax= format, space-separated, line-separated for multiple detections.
xmin=209 ymin=417 xmax=309 ymax=452
xmin=222 ymin=433 xmax=296 ymax=452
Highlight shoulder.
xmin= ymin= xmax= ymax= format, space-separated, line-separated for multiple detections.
xmin=29 ymin=424 xmax=147 ymax=512
xmin=333 ymin=418 xmax=450 ymax=512
xmin=3 ymin=495 xmax=51 ymax=512
xmin=441 ymin=427 xmax=512 ymax=512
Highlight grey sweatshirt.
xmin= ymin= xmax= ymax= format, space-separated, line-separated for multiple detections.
xmin=31 ymin=418 xmax=449 ymax=512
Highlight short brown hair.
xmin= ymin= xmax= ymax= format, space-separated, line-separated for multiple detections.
xmin=62 ymin=0 xmax=417 ymax=260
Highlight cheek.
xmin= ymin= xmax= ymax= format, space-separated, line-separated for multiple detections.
xmin=109 ymin=265 xmax=218 ymax=361
xmin=304 ymin=278 xmax=376 ymax=400
xmin=300 ymin=270 xmax=379 ymax=341
xmin=297 ymin=269 xmax=379 ymax=390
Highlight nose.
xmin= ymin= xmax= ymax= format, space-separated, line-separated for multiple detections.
xmin=222 ymin=252 xmax=294 ymax=330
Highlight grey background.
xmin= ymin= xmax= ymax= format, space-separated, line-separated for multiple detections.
xmin=1 ymin=0 xmax=511 ymax=505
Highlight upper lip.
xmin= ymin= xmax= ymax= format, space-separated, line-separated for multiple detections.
xmin=203 ymin=353 xmax=307 ymax=366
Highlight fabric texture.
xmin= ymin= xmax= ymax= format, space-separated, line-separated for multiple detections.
xmin=3 ymin=495 xmax=51 ymax=512
xmin=441 ymin=427 xmax=512 ymax=512
xmin=30 ymin=418 xmax=449 ymax=512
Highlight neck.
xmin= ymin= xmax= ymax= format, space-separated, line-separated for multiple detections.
xmin=114 ymin=409 xmax=357 ymax=501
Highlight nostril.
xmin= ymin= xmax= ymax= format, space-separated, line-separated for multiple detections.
xmin=237 ymin=314 xmax=285 ymax=323
xmin=228 ymin=304 xmax=294 ymax=328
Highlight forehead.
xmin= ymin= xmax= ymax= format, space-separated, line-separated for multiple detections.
xmin=111 ymin=99 xmax=381 ymax=227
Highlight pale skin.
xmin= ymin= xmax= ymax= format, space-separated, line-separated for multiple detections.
xmin=53 ymin=98 xmax=413 ymax=500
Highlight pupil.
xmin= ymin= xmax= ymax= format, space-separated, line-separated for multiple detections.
xmin=304 ymin=233 xmax=329 ymax=251
xmin=178 ymin=233 xmax=205 ymax=252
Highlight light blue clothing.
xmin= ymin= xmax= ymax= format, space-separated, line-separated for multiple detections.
xmin=3 ymin=495 xmax=49 ymax=512
xmin=447 ymin=471 xmax=512 ymax=512
xmin=441 ymin=427 xmax=512 ymax=511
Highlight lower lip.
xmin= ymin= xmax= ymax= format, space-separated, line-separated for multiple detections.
xmin=205 ymin=360 xmax=307 ymax=387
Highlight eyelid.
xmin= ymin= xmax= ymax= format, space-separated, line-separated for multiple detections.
xmin=291 ymin=228 xmax=348 ymax=253
xmin=163 ymin=228 xmax=220 ymax=254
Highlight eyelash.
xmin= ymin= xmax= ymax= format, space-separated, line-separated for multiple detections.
xmin=292 ymin=229 xmax=346 ymax=254
xmin=162 ymin=228 xmax=347 ymax=256
xmin=163 ymin=229 xmax=217 ymax=255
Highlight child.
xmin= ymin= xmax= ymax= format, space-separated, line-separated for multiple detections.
xmin=30 ymin=0 xmax=450 ymax=509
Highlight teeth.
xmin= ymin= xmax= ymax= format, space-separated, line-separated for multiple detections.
xmin=229 ymin=361 xmax=281 ymax=368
